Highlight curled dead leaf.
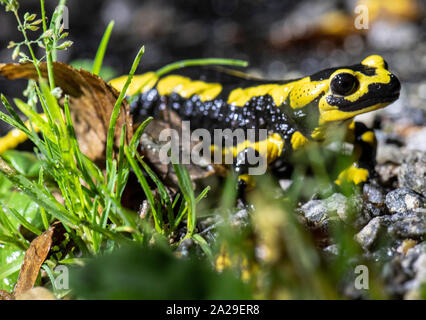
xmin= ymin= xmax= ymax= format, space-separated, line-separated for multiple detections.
xmin=0 ymin=62 xmax=133 ymax=163
xmin=13 ymin=225 xmax=55 ymax=296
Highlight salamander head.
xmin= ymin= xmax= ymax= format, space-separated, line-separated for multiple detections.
xmin=303 ymin=55 xmax=401 ymax=125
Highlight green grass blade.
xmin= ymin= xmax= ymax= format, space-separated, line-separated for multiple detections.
xmin=92 ymin=21 xmax=115 ymax=76
xmin=39 ymin=80 xmax=66 ymax=139
xmin=129 ymin=116 xmax=153 ymax=156
xmin=106 ymin=45 xmax=145 ymax=172
xmin=173 ymin=186 xmax=210 ymax=230
xmin=14 ymin=98 xmax=55 ymax=142
xmin=192 ymin=234 xmax=213 ymax=262
xmin=0 ymin=233 xmax=28 ymax=251
xmin=0 ymin=254 xmax=24 ymax=280
xmin=0 ymin=158 xmax=79 ymax=226
xmin=155 ymin=58 xmax=248 ymax=78
xmin=124 ymin=145 xmax=163 ymax=233
xmin=137 ymin=155 xmax=174 ymax=226
xmin=0 ymin=201 xmax=42 ymax=236
xmin=172 ymin=161 xmax=196 ymax=236
xmin=1 ymin=94 xmax=26 ymax=128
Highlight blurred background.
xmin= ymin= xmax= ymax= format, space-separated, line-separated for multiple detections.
xmin=0 ymin=0 xmax=425 ymax=81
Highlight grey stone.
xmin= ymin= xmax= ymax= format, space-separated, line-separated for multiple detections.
xmin=323 ymin=244 xmax=339 ymax=255
xmin=376 ymin=144 xmax=404 ymax=164
xmin=388 ymin=212 xmax=426 ymax=239
xmin=355 ymin=216 xmax=387 ymax=250
xmin=401 ymin=242 xmax=426 ymax=276
xmin=398 ymin=151 xmax=426 ymax=197
xmin=385 ymin=188 xmax=424 ymax=214
xmin=300 ymin=199 xmax=328 ymax=226
xmin=402 ymin=242 xmax=426 ymax=299
xmin=363 ymin=184 xmax=385 ymax=205
xmin=176 ymin=238 xmax=194 ymax=258
xmin=300 ymin=193 xmax=363 ymax=228
xmin=406 ymin=128 xmax=426 ymax=152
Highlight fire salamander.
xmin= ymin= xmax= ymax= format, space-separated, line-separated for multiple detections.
xmin=0 ymin=55 xmax=400 ymax=189
xmin=110 ymin=55 xmax=400 ymax=188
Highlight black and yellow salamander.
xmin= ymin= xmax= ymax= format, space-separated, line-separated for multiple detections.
xmin=0 ymin=55 xmax=400 ymax=188
xmin=109 ymin=55 xmax=400 ymax=187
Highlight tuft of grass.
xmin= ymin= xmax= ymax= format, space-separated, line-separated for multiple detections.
xmin=0 ymin=0 xmax=247 ymax=295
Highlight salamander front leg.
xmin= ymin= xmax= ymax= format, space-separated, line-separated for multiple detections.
xmin=233 ymin=148 xmax=259 ymax=197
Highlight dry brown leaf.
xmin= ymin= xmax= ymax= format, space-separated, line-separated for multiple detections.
xmin=13 ymin=226 xmax=55 ymax=296
xmin=0 ymin=62 xmax=133 ymax=163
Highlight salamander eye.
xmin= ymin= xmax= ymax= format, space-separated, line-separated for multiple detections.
xmin=330 ymin=73 xmax=359 ymax=96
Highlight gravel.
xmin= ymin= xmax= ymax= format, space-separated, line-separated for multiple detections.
xmin=355 ymin=216 xmax=388 ymax=250
xmin=388 ymin=211 xmax=426 ymax=239
xmin=398 ymin=151 xmax=426 ymax=197
xmin=384 ymin=188 xmax=424 ymax=214
xmin=299 ymin=193 xmax=354 ymax=228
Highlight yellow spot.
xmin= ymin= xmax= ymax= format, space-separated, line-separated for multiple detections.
xmin=291 ymin=131 xmax=309 ymax=150
xmin=215 ymin=245 xmax=231 ymax=273
xmin=362 ymin=55 xmax=386 ymax=69
xmin=157 ymin=75 xmax=222 ymax=101
xmin=348 ymin=121 xmax=355 ymax=130
xmin=238 ymin=174 xmax=255 ymax=190
xmin=399 ymin=239 xmax=417 ymax=255
xmin=311 ymin=126 xmax=327 ymax=140
xmin=361 ymin=131 xmax=376 ymax=145
xmin=109 ymin=72 xmax=158 ymax=95
xmin=240 ymin=257 xmax=251 ymax=282
xmin=214 ymin=133 xmax=284 ymax=165
xmin=0 ymin=115 xmax=47 ymax=155
xmin=227 ymin=77 xmax=327 ymax=108
xmin=335 ymin=164 xmax=369 ymax=185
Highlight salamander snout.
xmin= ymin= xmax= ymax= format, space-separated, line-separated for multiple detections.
xmin=388 ymin=73 xmax=401 ymax=98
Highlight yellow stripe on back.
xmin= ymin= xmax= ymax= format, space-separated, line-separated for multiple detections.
xmin=157 ymin=75 xmax=222 ymax=101
xmin=109 ymin=72 xmax=158 ymax=95
xmin=226 ymin=77 xmax=327 ymax=108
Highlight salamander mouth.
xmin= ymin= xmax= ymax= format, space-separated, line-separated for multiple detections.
xmin=344 ymin=92 xmax=400 ymax=112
